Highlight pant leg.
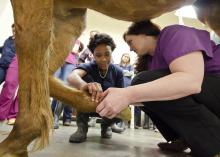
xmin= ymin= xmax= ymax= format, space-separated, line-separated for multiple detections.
xmin=0 ymin=67 xmax=6 ymax=85
xmin=134 ymin=106 xmax=141 ymax=127
xmin=141 ymin=106 xmax=179 ymax=141
xmin=131 ymin=70 xmax=220 ymax=157
xmin=0 ymin=56 xmax=18 ymax=120
xmin=51 ymin=99 xmax=57 ymax=114
xmin=60 ymin=63 xmax=75 ymax=121
xmin=132 ymin=69 xmax=179 ymax=140
xmin=193 ymin=74 xmax=220 ymax=118
xmin=7 ymin=95 xmax=19 ymax=119
xmin=51 ymin=68 xmax=61 ymax=114
xmin=52 ymin=68 xmax=63 ymax=119
xmin=63 ymin=103 xmax=73 ymax=122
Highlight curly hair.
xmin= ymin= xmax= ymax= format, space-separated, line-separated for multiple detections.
xmin=123 ymin=20 xmax=160 ymax=40
xmin=123 ymin=20 xmax=160 ymax=73
xmin=88 ymin=33 xmax=116 ymax=53
xmin=135 ymin=54 xmax=151 ymax=74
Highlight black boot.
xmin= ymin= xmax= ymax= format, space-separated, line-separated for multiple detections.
xmin=53 ymin=101 xmax=63 ymax=129
xmin=69 ymin=112 xmax=89 ymax=143
xmin=157 ymin=138 xmax=188 ymax=152
xmin=101 ymin=123 xmax=112 ymax=139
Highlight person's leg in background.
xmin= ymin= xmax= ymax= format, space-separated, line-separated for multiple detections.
xmin=134 ymin=106 xmax=141 ymax=129
xmin=0 ymin=67 xmax=6 ymax=85
xmin=0 ymin=56 xmax=18 ymax=123
xmin=60 ymin=63 xmax=75 ymax=126
xmin=143 ymin=113 xmax=149 ymax=129
xmin=63 ymin=103 xmax=73 ymax=126
xmin=52 ymin=68 xmax=62 ymax=129
xmin=132 ymin=70 xmax=220 ymax=157
xmin=7 ymin=96 xmax=18 ymax=125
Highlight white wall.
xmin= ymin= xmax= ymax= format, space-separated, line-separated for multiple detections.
xmin=0 ymin=1 xmax=14 ymax=46
xmin=79 ymin=9 xmax=136 ymax=64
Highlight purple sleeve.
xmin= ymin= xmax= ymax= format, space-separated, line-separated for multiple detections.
xmin=159 ymin=25 xmax=213 ymax=65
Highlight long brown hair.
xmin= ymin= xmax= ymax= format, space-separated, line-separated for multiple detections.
xmin=123 ymin=20 xmax=160 ymax=73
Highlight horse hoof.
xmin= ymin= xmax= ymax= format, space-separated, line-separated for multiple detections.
xmin=0 ymin=146 xmax=28 ymax=157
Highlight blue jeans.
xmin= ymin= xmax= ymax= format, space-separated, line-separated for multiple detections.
xmin=51 ymin=63 xmax=76 ymax=122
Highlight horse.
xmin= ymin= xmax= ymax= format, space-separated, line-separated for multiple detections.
xmin=0 ymin=0 xmax=219 ymax=156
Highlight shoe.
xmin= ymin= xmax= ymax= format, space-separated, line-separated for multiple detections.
xmin=134 ymin=126 xmax=139 ymax=129
xmin=111 ymin=123 xmax=125 ymax=133
xmin=69 ymin=122 xmax=88 ymax=143
xmin=154 ymin=128 xmax=159 ymax=132
xmin=7 ymin=118 xmax=16 ymax=125
xmin=63 ymin=119 xmax=71 ymax=126
xmin=101 ymin=124 xmax=112 ymax=139
xmin=158 ymin=138 xmax=188 ymax=152
xmin=69 ymin=128 xmax=87 ymax=143
xmin=143 ymin=125 xmax=149 ymax=129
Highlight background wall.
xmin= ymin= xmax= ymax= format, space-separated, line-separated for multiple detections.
xmin=0 ymin=3 xmax=209 ymax=64
xmin=0 ymin=1 xmax=14 ymax=46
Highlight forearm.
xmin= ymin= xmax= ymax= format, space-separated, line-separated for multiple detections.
xmin=127 ymin=72 xmax=202 ymax=104
xmin=67 ymin=73 xmax=87 ymax=90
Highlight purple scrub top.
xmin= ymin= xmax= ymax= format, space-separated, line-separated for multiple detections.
xmin=148 ymin=25 xmax=220 ymax=74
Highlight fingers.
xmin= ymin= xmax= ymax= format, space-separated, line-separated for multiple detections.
xmin=94 ymin=83 xmax=103 ymax=102
xmin=97 ymin=103 xmax=118 ymax=119
xmin=96 ymin=101 xmax=105 ymax=113
xmin=96 ymin=90 xmax=109 ymax=113
xmin=87 ymin=82 xmax=103 ymax=102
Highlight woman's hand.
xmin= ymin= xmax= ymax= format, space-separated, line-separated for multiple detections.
xmin=81 ymin=82 xmax=104 ymax=103
xmin=96 ymin=87 xmax=131 ymax=119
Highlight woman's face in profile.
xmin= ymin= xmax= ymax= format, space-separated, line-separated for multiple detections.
xmin=125 ymin=34 xmax=157 ymax=56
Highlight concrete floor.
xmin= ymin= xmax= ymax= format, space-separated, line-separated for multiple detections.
xmin=0 ymin=122 xmax=191 ymax=157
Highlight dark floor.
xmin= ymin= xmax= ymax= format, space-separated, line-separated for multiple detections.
xmin=0 ymin=122 xmax=191 ymax=157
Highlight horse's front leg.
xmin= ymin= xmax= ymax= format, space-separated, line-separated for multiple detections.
xmin=48 ymin=1 xmax=97 ymax=112
xmin=0 ymin=0 xmax=53 ymax=156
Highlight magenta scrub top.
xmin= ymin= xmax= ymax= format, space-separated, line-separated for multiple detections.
xmin=149 ymin=25 xmax=220 ymax=74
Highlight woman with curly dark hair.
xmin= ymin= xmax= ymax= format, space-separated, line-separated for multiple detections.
xmin=67 ymin=33 xmax=124 ymax=143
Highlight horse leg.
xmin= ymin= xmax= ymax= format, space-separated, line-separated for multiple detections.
xmin=48 ymin=0 xmax=131 ymax=120
xmin=0 ymin=0 xmax=53 ymax=156
xmin=48 ymin=1 xmax=97 ymax=112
